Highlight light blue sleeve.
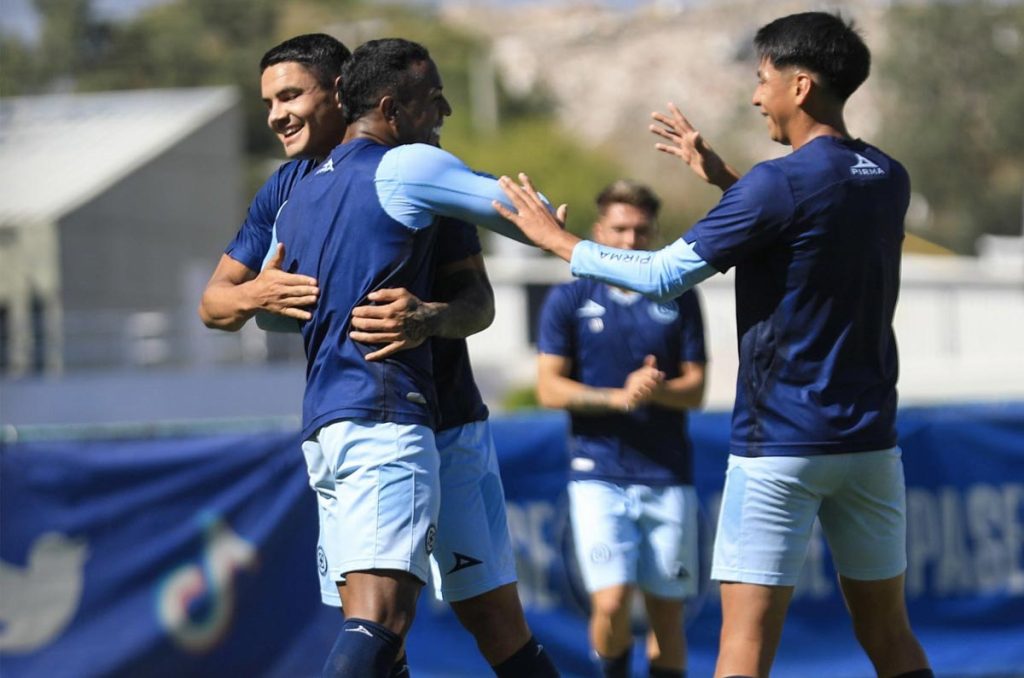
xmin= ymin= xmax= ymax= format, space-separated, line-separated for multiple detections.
xmin=569 ymin=237 xmax=718 ymax=302
xmin=375 ymin=144 xmax=533 ymax=245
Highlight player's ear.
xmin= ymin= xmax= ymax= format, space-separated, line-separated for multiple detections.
xmin=332 ymin=75 xmax=343 ymax=108
xmin=793 ymin=71 xmax=814 ymax=105
xmin=380 ymin=95 xmax=398 ymax=122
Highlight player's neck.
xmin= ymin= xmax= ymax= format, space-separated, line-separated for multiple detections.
xmin=343 ymin=118 xmax=398 ymax=148
xmin=788 ymin=110 xmax=850 ymax=150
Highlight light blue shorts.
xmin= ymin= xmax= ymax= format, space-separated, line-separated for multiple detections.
xmin=711 ymin=447 xmax=908 ymax=587
xmin=302 ymin=419 xmax=440 ymax=606
xmin=428 ymin=420 xmax=518 ymax=602
xmin=569 ymin=480 xmax=699 ymax=599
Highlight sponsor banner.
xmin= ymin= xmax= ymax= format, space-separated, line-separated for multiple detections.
xmin=2 ymin=404 xmax=1022 ymax=677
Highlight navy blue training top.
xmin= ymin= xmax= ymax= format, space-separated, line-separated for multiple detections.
xmin=225 ymin=158 xmax=316 ymax=271
xmin=273 ymin=139 xmax=439 ymax=439
xmin=223 ymin=153 xmax=488 ymax=433
xmin=538 ymin=279 xmax=706 ymax=485
xmin=685 ymin=136 xmax=909 ymax=457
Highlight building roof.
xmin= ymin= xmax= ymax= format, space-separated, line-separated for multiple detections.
xmin=0 ymin=86 xmax=238 ymax=225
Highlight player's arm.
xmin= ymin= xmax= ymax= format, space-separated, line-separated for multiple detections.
xmin=649 ymin=102 xmax=740 ymax=191
xmin=648 ymin=360 xmax=706 ymax=411
xmin=198 ymin=244 xmax=318 ymax=332
xmin=494 ymin=177 xmax=716 ymax=301
xmin=431 ymin=253 xmax=495 ymax=338
xmin=496 ymin=165 xmax=793 ymax=301
xmin=536 ymin=354 xmax=664 ymax=414
xmin=349 ymin=254 xmax=495 ymax=362
xmin=375 ymin=143 xmax=562 ymax=246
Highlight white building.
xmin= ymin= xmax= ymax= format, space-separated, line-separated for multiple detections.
xmin=471 ymin=236 xmax=1024 ymax=411
xmin=0 ymin=86 xmax=242 ymax=375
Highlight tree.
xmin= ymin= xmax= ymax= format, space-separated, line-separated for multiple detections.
xmin=877 ymin=1 xmax=1024 ymax=253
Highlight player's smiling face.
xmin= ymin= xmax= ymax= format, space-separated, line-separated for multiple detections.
xmin=752 ymin=58 xmax=797 ymax=146
xmin=594 ymin=203 xmax=655 ymax=251
xmin=394 ymin=59 xmax=452 ymax=146
xmin=260 ymin=61 xmax=345 ymax=159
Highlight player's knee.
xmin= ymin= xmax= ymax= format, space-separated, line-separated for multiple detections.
xmin=591 ymin=592 xmax=631 ymax=623
xmin=452 ymin=588 xmax=529 ymax=640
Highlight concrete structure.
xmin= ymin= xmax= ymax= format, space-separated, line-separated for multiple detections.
xmin=0 ymin=86 xmax=242 ymax=375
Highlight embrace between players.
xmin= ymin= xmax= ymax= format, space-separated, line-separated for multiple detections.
xmin=200 ymin=12 xmax=933 ymax=678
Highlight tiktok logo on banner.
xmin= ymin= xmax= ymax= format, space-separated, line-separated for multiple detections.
xmin=156 ymin=514 xmax=258 ymax=653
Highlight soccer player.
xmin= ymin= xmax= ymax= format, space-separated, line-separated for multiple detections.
xmin=536 ymin=181 xmax=706 ymax=678
xmin=494 ymin=12 xmax=933 ymax=678
xmin=198 ymin=33 xmax=346 ymax=330
xmin=198 ymin=35 xmax=557 ymax=677
xmin=267 ymin=38 xmax=558 ymax=677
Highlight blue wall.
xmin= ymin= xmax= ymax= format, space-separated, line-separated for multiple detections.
xmin=2 ymin=404 xmax=1022 ymax=677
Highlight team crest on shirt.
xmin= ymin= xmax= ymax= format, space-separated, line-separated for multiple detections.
xmin=425 ymin=524 xmax=436 ymax=555
xmin=590 ymin=543 xmax=612 ymax=564
xmin=648 ymin=302 xmax=678 ymax=324
xmin=317 ymin=546 xmax=328 ymax=575
xmin=588 ymin=318 xmax=604 ymax=333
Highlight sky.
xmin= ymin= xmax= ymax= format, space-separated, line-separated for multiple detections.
xmin=1 ymin=0 xmax=183 ymax=42
xmin=0 ymin=0 xmax=674 ymax=43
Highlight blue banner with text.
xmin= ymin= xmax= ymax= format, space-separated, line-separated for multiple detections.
xmin=2 ymin=404 xmax=1022 ymax=677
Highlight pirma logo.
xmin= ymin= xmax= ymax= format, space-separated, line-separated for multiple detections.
xmin=850 ymin=154 xmax=884 ymax=176
xmin=157 ymin=514 xmax=258 ymax=653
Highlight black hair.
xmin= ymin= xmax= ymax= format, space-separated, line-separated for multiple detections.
xmin=340 ymin=38 xmax=432 ymax=125
xmin=754 ymin=12 xmax=870 ymax=101
xmin=596 ymin=180 xmax=661 ymax=218
xmin=259 ymin=33 xmax=351 ymax=89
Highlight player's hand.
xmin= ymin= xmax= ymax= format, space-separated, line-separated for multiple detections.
xmin=253 ymin=243 xmax=319 ymax=320
xmin=350 ymin=287 xmax=436 ymax=362
xmin=649 ymin=103 xmax=738 ymax=191
xmin=493 ymin=174 xmax=575 ymax=261
xmin=619 ymin=355 xmax=665 ymax=411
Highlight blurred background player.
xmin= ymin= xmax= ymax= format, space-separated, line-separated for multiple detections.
xmin=536 ymin=180 xmax=706 ymax=678
xmin=494 ymin=11 xmax=933 ymax=678
xmin=198 ymin=35 xmax=556 ymax=677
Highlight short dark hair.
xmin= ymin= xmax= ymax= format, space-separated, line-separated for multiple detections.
xmin=259 ymin=33 xmax=351 ymax=89
xmin=754 ymin=12 xmax=870 ymax=101
xmin=596 ymin=180 xmax=661 ymax=218
xmin=340 ymin=38 xmax=432 ymax=125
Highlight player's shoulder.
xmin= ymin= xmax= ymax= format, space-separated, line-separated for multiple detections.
xmin=382 ymin=142 xmax=455 ymax=167
xmin=271 ymin=157 xmax=318 ymax=182
xmin=542 ymin=278 xmax=586 ymax=309
xmin=738 ymin=157 xmax=792 ymax=194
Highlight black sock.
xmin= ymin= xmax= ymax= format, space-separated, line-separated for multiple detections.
xmin=893 ymin=671 xmax=934 ymax=678
xmin=649 ymin=667 xmax=685 ymax=678
xmin=322 ymin=618 xmax=403 ymax=678
xmin=388 ymin=652 xmax=409 ymax=677
xmin=595 ymin=645 xmax=632 ymax=678
xmin=492 ymin=635 xmax=560 ymax=677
